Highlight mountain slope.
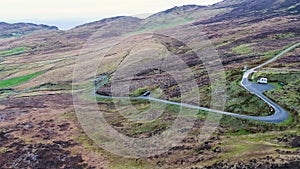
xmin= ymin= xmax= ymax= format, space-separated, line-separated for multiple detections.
xmin=70 ymin=16 xmax=142 ymax=38
xmin=0 ymin=0 xmax=300 ymax=168
xmin=199 ymin=0 xmax=300 ymax=24
xmin=0 ymin=22 xmax=58 ymax=38
xmin=141 ymin=5 xmax=230 ymax=30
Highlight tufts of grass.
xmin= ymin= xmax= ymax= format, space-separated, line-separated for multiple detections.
xmin=270 ymin=33 xmax=295 ymax=40
xmin=268 ymin=82 xmax=283 ymax=88
xmin=225 ymin=69 xmax=271 ymax=116
xmin=263 ymin=73 xmax=300 ymax=124
xmin=253 ymin=72 xmax=299 ymax=83
xmin=261 ymin=49 xmax=282 ymax=60
xmin=0 ymin=147 xmax=7 ymax=154
xmin=232 ymin=44 xmax=253 ymax=55
xmin=60 ymin=112 xmax=78 ymax=120
xmin=74 ymin=133 xmax=102 ymax=153
xmin=220 ymin=142 xmax=260 ymax=159
xmin=226 ymin=128 xmax=254 ymax=136
xmin=0 ymin=47 xmax=28 ymax=57
xmin=0 ymin=71 xmax=44 ymax=89
xmin=129 ymin=87 xmax=149 ymax=97
xmin=131 ymin=119 xmax=169 ymax=135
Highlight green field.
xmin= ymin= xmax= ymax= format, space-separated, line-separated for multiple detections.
xmin=0 ymin=47 xmax=28 ymax=57
xmin=0 ymin=71 xmax=44 ymax=89
xmin=232 ymin=44 xmax=253 ymax=55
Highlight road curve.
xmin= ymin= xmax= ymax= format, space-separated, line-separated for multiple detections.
xmin=240 ymin=42 xmax=300 ymax=123
xmin=95 ymin=43 xmax=300 ymax=124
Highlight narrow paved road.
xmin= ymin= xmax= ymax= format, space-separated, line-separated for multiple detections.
xmin=95 ymin=43 xmax=300 ymax=123
xmin=240 ymin=42 xmax=300 ymax=123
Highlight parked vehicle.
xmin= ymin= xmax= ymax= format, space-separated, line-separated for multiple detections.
xmin=142 ymin=91 xmax=151 ymax=97
xmin=257 ymin=77 xmax=268 ymax=84
xmin=278 ymin=82 xmax=285 ymax=86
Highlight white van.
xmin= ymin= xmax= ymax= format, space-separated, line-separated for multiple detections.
xmin=257 ymin=77 xmax=268 ymax=84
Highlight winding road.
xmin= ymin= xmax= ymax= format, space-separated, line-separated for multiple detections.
xmin=95 ymin=43 xmax=300 ymax=124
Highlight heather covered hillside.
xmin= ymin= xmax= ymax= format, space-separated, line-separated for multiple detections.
xmin=0 ymin=0 xmax=300 ymax=168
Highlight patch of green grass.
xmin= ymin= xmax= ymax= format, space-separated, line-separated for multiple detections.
xmin=129 ymin=87 xmax=149 ymax=97
xmin=263 ymin=73 xmax=300 ymax=124
xmin=268 ymin=82 xmax=282 ymax=88
xmin=253 ymin=72 xmax=299 ymax=83
xmin=196 ymin=110 xmax=208 ymax=119
xmin=74 ymin=133 xmax=101 ymax=153
xmin=165 ymin=103 xmax=180 ymax=113
xmin=262 ymin=49 xmax=282 ymax=60
xmin=226 ymin=128 xmax=254 ymax=136
xmin=225 ymin=69 xmax=271 ymax=116
xmin=218 ymin=133 xmax=280 ymax=160
xmin=271 ymin=33 xmax=295 ymax=40
xmin=129 ymin=84 xmax=160 ymax=97
xmin=0 ymin=47 xmax=28 ymax=57
xmin=0 ymin=64 xmax=5 ymax=70
xmin=60 ymin=112 xmax=78 ymax=120
xmin=232 ymin=44 xmax=253 ymax=55
xmin=0 ymin=147 xmax=7 ymax=154
xmin=96 ymin=96 xmax=114 ymax=102
xmin=131 ymin=119 xmax=168 ymax=135
xmin=0 ymin=71 xmax=44 ymax=89
xmin=237 ymin=133 xmax=276 ymax=142
xmin=220 ymin=142 xmax=259 ymax=159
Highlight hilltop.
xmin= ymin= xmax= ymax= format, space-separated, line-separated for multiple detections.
xmin=0 ymin=22 xmax=58 ymax=38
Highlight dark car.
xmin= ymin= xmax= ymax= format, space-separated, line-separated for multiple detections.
xmin=278 ymin=82 xmax=285 ymax=86
xmin=142 ymin=91 xmax=150 ymax=97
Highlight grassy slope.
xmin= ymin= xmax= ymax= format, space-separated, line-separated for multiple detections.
xmin=232 ymin=44 xmax=253 ymax=54
xmin=0 ymin=47 xmax=28 ymax=57
xmin=0 ymin=71 xmax=44 ymax=89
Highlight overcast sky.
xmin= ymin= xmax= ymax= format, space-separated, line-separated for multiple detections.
xmin=0 ymin=0 xmax=223 ymax=30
